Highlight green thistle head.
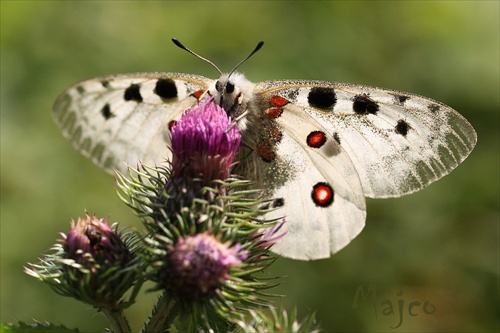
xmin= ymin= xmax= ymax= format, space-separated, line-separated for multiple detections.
xmin=25 ymin=213 xmax=141 ymax=309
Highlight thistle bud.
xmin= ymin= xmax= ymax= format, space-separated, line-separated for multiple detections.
xmin=26 ymin=213 xmax=139 ymax=309
xmin=64 ymin=214 xmax=130 ymax=271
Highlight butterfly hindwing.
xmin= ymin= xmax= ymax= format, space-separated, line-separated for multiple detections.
xmin=52 ymin=72 xmax=213 ymax=173
xmin=255 ymin=101 xmax=367 ymax=259
xmin=254 ymin=80 xmax=477 ymax=199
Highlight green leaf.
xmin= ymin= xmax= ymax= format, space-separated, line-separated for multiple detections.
xmin=1 ymin=321 xmax=80 ymax=333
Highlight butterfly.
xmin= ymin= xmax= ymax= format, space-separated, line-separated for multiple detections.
xmin=52 ymin=39 xmax=477 ymax=260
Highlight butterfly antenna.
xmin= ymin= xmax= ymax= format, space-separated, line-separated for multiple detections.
xmin=172 ymin=38 xmax=222 ymax=75
xmin=228 ymin=41 xmax=264 ymax=77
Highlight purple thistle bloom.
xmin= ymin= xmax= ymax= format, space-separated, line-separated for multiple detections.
xmin=170 ymin=97 xmax=241 ymax=183
xmin=164 ymin=232 xmax=248 ymax=300
xmin=64 ymin=214 xmax=131 ymax=271
xmin=61 ymin=213 xmax=135 ymax=307
xmin=254 ymin=220 xmax=287 ymax=251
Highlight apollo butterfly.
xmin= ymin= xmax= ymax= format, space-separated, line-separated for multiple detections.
xmin=52 ymin=39 xmax=476 ymax=260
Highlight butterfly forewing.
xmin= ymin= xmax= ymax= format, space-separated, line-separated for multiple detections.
xmin=52 ymin=72 xmax=213 ymax=173
xmin=254 ymin=80 xmax=477 ymax=198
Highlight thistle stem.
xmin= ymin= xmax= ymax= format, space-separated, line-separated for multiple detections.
xmin=101 ymin=306 xmax=131 ymax=333
xmin=143 ymin=292 xmax=178 ymax=333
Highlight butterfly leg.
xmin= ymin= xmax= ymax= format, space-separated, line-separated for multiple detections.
xmin=225 ymin=109 xmax=249 ymax=133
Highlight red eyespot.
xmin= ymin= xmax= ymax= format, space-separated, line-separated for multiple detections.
xmin=191 ymin=89 xmax=205 ymax=100
xmin=269 ymin=127 xmax=283 ymax=142
xmin=307 ymin=131 xmax=327 ymax=148
xmin=311 ymin=182 xmax=334 ymax=207
xmin=191 ymin=89 xmax=206 ymax=100
xmin=265 ymin=107 xmax=284 ymax=120
xmin=256 ymin=142 xmax=275 ymax=163
xmin=270 ymin=95 xmax=290 ymax=107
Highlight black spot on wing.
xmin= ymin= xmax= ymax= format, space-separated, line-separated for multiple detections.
xmin=101 ymin=80 xmax=110 ymax=88
xmin=353 ymin=94 xmax=379 ymax=115
xmin=272 ymin=198 xmax=285 ymax=208
xmin=154 ymin=79 xmax=178 ymax=99
xmin=428 ymin=103 xmax=440 ymax=113
xmin=76 ymin=86 xmax=85 ymax=94
xmin=395 ymin=119 xmax=410 ymax=136
xmin=286 ymin=89 xmax=299 ymax=101
xmin=101 ymin=103 xmax=114 ymax=120
xmin=259 ymin=198 xmax=284 ymax=210
xmin=394 ymin=94 xmax=409 ymax=105
xmin=124 ymin=84 xmax=143 ymax=102
xmin=308 ymin=87 xmax=337 ymax=110
xmin=333 ymin=132 xmax=341 ymax=145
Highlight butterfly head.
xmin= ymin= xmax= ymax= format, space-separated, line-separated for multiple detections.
xmin=211 ymin=72 xmax=255 ymax=129
xmin=171 ymin=38 xmax=262 ymax=130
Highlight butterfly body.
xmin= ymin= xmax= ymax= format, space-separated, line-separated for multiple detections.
xmin=53 ymin=67 xmax=476 ymax=260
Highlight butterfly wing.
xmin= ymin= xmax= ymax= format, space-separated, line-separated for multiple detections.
xmin=52 ymin=72 xmax=213 ymax=174
xmin=53 ymin=71 xmax=477 ymax=260
xmin=250 ymin=104 xmax=367 ymax=260
xmin=244 ymin=80 xmax=476 ymax=259
xmin=254 ymin=80 xmax=477 ymax=199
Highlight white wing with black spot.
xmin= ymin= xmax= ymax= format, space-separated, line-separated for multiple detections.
xmin=254 ymin=80 xmax=477 ymax=199
xmin=52 ymin=72 xmax=213 ymax=173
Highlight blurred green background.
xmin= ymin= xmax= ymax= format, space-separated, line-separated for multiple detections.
xmin=1 ymin=1 xmax=498 ymax=332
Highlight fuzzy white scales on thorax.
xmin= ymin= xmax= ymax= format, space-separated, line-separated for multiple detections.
xmin=53 ymin=68 xmax=476 ymax=260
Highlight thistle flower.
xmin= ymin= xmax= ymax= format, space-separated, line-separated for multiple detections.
xmin=252 ymin=219 xmax=287 ymax=252
xmin=115 ymin=97 xmax=286 ymax=331
xmin=143 ymin=186 xmax=279 ymax=301
xmin=170 ymin=97 xmax=241 ymax=183
xmin=118 ymin=165 xmax=284 ymax=331
xmin=161 ymin=232 xmax=248 ymax=300
xmin=157 ymin=98 xmax=243 ymax=217
xmin=25 ymin=213 xmax=140 ymax=310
